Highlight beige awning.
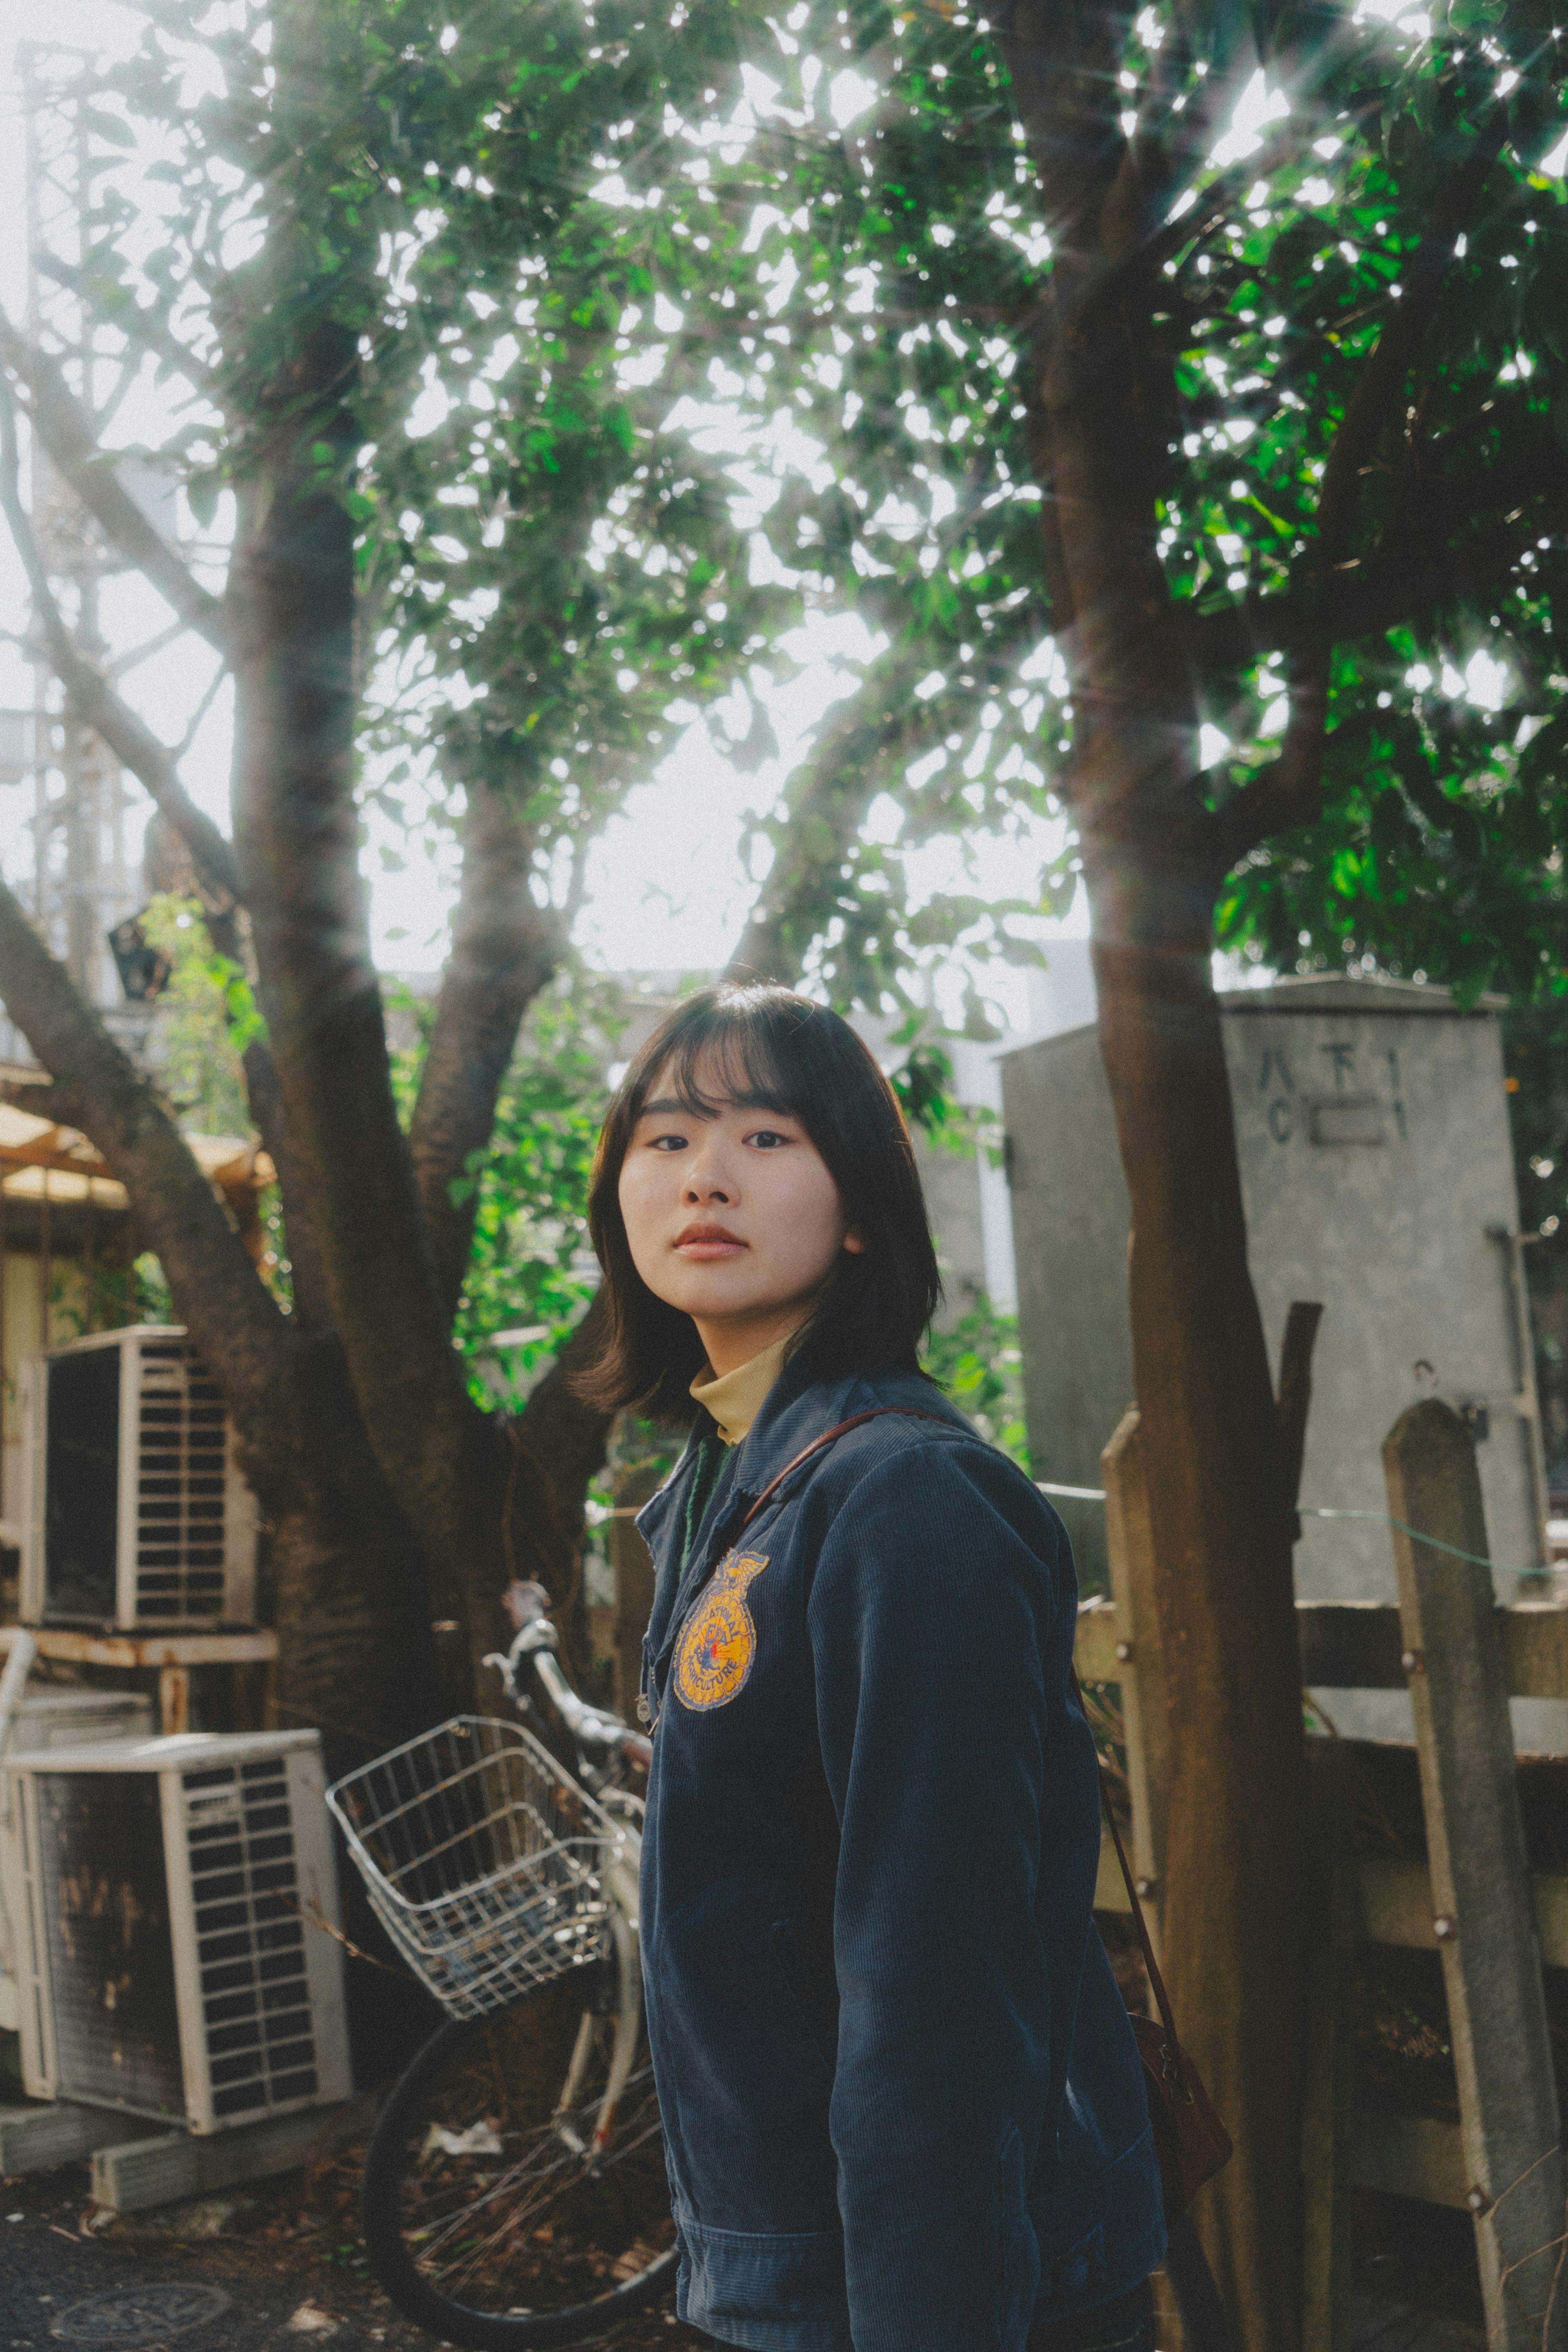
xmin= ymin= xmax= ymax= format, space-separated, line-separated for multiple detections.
xmin=0 ymin=1102 xmax=273 ymax=1214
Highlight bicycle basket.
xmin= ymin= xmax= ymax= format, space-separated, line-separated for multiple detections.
xmin=326 ymin=1717 xmax=624 ymax=2018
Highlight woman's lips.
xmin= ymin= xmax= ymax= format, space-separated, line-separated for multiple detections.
xmin=674 ymin=1224 xmax=748 ymax=1259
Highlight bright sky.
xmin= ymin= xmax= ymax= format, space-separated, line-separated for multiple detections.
xmin=0 ymin=0 xmax=1082 ymax=1034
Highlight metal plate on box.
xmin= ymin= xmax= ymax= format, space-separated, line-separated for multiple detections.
xmin=53 ymin=2282 xmax=231 ymax=2343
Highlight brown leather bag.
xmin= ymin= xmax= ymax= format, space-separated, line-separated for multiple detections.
xmin=737 ymin=1409 xmax=1232 ymax=2221
xmin=1077 ymin=1673 xmax=1233 ymax=2221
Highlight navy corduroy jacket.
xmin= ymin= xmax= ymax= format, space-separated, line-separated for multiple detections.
xmin=637 ymin=1359 xmax=1166 ymax=2352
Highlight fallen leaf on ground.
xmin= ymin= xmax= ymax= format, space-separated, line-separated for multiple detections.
xmin=421 ymin=2119 xmax=503 ymax=2159
xmin=612 ymin=2238 xmax=660 ymax=2281
xmin=288 ymin=2303 xmax=341 ymax=2336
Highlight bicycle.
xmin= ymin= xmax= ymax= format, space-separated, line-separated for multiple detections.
xmin=326 ymin=1580 xmax=676 ymax=2350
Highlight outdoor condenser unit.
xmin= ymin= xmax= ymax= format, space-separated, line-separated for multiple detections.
xmin=2 ymin=1690 xmax=155 ymax=1756
xmin=0 ymin=1689 xmax=155 ymax=2034
xmin=2 ymin=1729 xmax=351 ymax=2133
xmin=19 ymin=1325 xmax=258 ymax=1630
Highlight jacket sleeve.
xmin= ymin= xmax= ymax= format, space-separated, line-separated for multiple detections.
xmin=806 ymin=1438 xmax=1067 ymax=2352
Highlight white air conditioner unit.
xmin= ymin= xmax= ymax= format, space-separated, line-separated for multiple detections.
xmin=0 ymin=1689 xmax=156 ymax=2033
xmin=19 ymin=1326 xmax=258 ymax=1630
xmin=3 ymin=1730 xmax=351 ymax=2133
xmin=3 ymin=1689 xmax=155 ymax=1756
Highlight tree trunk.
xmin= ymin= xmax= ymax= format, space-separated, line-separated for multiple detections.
xmin=225 ymin=308 xmax=509 ymax=1651
xmin=1087 ymin=883 xmax=1305 ymax=2352
xmin=410 ymin=786 xmax=562 ymax=1320
xmin=257 ymin=1397 xmax=445 ymax=1773
xmin=993 ymin=12 xmax=1311 ymax=2323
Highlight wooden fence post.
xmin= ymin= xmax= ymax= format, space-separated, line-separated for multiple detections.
xmin=1100 ymin=1407 xmax=1169 ymax=1966
xmin=1384 ymin=1400 xmax=1568 ymax=2352
xmin=1300 ymin=1737 xmax=1355 ymax=2352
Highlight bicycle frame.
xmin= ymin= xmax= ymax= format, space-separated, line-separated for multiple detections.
xmin=482 ymin=1582 xmax=651 ymax=2174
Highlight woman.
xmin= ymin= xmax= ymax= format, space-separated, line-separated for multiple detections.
xmin=575 ymin=982 xmax=1165 ymax=2352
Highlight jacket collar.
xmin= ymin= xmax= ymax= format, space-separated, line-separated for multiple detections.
xmin=636 ymin=1356 xmax=967 ymax=1556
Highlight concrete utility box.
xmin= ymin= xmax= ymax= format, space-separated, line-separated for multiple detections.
xmin=1001 ymin=979 xmax=1549 ymax=1641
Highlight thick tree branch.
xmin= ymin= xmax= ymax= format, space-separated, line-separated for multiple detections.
xmin=995 ymin=1 xmax=1121 ymax=267
xmin=725 ymin=685 xmax=898 ymax=987
xmin=1186 ymin=494 xmax=1560 ymax=674
xmin=0 ymin=878 xmax=283 ymax=1415
xmin=726 ymin=628 xmax=991 ymax=987
xmin=1208 ymin=653 xmax=1329 ymax=870
xmin=0 ymin=383 xmax=241 ymax=910
xmin=33 ymin=254 xmax=218 ymax=395
xmin=227 ymin=314 xmax=508 ymax=1629
xmin=1313 ymin=133 xmax=1509 ymax=579
xmin=0 ymin=310 xmax=228 ymax=656
xmin=1207 ymin=114 xmax=1512 ymax=865
xmin=0 ymin=377 xmax=336 ymax=1316
xmin=410 ymin=784 xmax=564 ymax=1320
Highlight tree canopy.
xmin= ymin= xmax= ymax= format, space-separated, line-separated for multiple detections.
xmin=1 ymin=4 xmax=1565 ymax=2341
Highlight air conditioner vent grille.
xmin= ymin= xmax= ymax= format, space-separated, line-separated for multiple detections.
xmin=185 ymin=1759 xmax=319 ymax=2120
xmin=36 ymin=1769 xmax=185 ymax=2115
xmin=135 ymin=1344 xmax=228 ymax=1619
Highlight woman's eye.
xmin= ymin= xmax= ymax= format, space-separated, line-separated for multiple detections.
xmin=648 ymin=1133 xmax=688 ymax=1151
xmin=746 ymin=1129 xmax=789 ymax=1149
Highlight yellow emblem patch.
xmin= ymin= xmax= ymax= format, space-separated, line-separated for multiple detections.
xmin=673 ymin=1551 xmax=769 ymax=1711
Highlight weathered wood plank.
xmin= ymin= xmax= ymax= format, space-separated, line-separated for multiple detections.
xmin=1100 ymin=1409 xmax=1168 ymax=1957
xmin=0 ymin=1628 xmax=277 ymax=1666
xmin=1355 ymin=1855 xmax=1439 ymax=1952
xmin=1095 ymin=1833 xmax=1131 ymax=1914
xmin=1355 ymin=1855 xmax=1568 ymax=1965
xmin=1385 ymin=1402 xmax=1567 ymax=2352
xmin=1096 ymin=1839 xmax=1568 ymax=1966
xmin=1500 ymin=1604 xmax=1568 ymax=1701
xmin=1349 ymin=2109 xmax=1467 ymax=2211
xmin=0 ymin=2102 xmax=151 ymax=2173
xmin=1298 ymin=1603 xmax=1406 ymax=1691
xmin=1074 ymin=1599 xmax=1122 ymax=1685
xmin=91 ymin=2098 xmax=372 ymax=2215
xmin=1076 ymin=1600 xmax=1568 ymax=1701
xmin=1302 ymin=1746 xmax=1355 ymax=2352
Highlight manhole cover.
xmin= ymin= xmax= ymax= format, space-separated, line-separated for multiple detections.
xmin=52 ymin=2283 xmax=232 ymax=2345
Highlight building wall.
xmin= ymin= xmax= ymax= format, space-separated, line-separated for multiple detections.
xmin=999 ymin=1023 xmax=1129 ymax=1587
xmin=1001 ymin=977 xmax=1555 ymax=1740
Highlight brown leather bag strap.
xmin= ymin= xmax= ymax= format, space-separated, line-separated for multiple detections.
xmin=737 ymin=1411 xmax=1189 ymax=2070
xmin=1071 ymin=1665 xmax=1185 ymax=2078
xmin=736 ymin=1407 xmax=952 ymax=1536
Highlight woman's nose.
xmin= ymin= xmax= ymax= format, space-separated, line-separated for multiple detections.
xmin=684 ymin=1141 xmax=733 ymax=1202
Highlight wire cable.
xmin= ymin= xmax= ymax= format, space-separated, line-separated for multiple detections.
xmin=1036 ymin=1482 xmax=1559 ymax=1582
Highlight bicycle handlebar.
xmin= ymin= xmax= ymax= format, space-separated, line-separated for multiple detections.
xmin=486 ymin=1580 xmax=651 ymax=1774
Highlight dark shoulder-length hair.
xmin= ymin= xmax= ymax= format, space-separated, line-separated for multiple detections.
xmin=573 ymin=983 xmax=942 ymax=1419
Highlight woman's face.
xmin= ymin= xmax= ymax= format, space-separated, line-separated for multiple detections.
xmin=617 ymin=1049 xmax=866 ymax=1373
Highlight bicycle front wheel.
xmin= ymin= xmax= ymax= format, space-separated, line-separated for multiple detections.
xmin=362 ymin=1966 xmax=677 ymax=2349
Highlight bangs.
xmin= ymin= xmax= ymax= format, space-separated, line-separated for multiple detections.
xmin=631 ymin=1002 xmax=807 ymax=1125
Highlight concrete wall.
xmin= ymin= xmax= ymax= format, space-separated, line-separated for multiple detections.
xmin=999 ymin=1022 xmax=1128 ymax=1584
xmin=1002 ymin=977 xmax=1552 ymax=1734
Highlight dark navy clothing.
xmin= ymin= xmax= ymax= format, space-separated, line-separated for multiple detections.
xmin=637 ymin=1360 xmax=1165 ymax=2352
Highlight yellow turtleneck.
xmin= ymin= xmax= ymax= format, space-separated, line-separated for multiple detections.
xmin=688 ymin=1335 xmax=792 ymax=1446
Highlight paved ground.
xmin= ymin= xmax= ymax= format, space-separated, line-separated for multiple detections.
xmin=0 ymin=2154 xmax=1483 ymax=2352
xmin=0 ymin=2158 xmax=715 ymax=2352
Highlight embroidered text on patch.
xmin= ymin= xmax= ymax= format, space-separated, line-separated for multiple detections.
xmin=674 ymin=1551 xmax=769 ymax=1710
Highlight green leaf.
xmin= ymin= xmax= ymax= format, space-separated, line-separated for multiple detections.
xmin=185 ymin=468 xmax=222 ymax=532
